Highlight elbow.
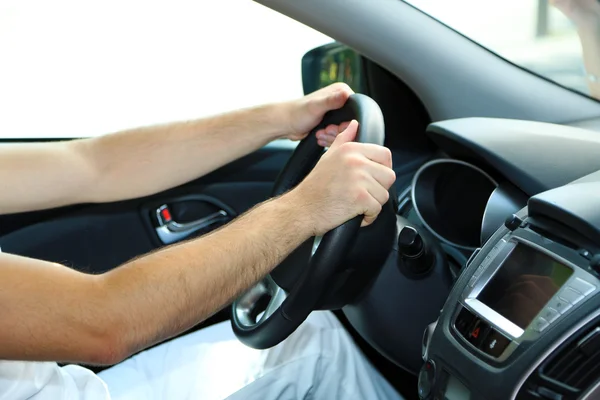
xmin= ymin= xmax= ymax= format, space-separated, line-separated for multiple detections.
xmin=80 ymin=316 xmax=129 ymax=366
xmin=85 ymin=332 xmax=129 ymax=366
xmin=81 ymin=278 xmax=131 ymax=366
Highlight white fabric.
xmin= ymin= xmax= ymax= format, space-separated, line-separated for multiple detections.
xmin=0 ymin=312 xmax=403 ymax=400
xmin=0 ymin=361 xmax=109 ymax=400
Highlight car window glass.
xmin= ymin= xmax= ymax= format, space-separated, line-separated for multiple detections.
xmin=0 ymin=0 xmax=331 ymax=139
xmin=404 ymin=0 xmax=600 ymax=101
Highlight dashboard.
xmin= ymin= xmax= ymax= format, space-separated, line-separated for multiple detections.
xmin=341 ymin=118 xmax=600 ymax=400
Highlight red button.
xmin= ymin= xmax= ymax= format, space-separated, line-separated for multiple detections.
xmin=160 ymin=207 xmax=172 ymax=222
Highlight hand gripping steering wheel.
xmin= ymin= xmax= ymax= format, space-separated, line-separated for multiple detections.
xmin=231 ymin=93 xmax=385 ymax=349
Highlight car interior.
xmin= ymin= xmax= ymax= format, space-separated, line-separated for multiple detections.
xmin=3 ymin=0 xmax=600 ymax=399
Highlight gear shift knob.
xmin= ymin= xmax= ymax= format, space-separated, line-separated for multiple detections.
xmin=397 ymin=225 xmax=435 ymax=277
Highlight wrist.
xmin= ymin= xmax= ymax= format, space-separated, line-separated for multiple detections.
xmin=270 ymin=190 xmax=317 ymax=238
xmin=257 ymin=102 xmax=295 ymax=142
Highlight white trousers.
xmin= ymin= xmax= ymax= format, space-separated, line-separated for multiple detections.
xmin=99 ymin=312 xmax=404 ymax=400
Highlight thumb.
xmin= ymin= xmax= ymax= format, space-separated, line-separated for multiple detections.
xmin=329 ymin=120 xmax=358 ymax=150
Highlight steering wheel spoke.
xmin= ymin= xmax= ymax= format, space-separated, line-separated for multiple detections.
xmin=234 ymin=276 xmax=287 ymax=328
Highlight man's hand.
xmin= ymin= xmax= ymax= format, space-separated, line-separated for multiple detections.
xmin=286 ymin=120 xmax=395 ymax=235
xmin=0 ymin=114 xmax=395 ymax=366
xmin=284 ymin=83 xmax=354 ymax=147
xmin=550 ymin=0 xmax=600 ymax=30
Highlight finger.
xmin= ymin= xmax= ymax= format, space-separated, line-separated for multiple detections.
xmin=315 ymin=128 xmax=327 ymax=140
xmin=325 ymin=121 xmax=351 ymax=138
xmin=325 ymin=122 xmax=351 ymax=141
xmin=361 ymin=195 xmax=383 ymax=227
xmin=325 ymin=124 xmax=339 ymax=136
xmin=318 ymin=83 xmax=354 ymax=110
xmin=338 ymin=121 xmax=351 ymax=132
xmin=364 ymin=175 xmax=390 ymax=205
xmin=363 ymin=162 xmax=396 ymax=190
xmin=352 ymin=143 xmax=393 ymax=169
xmin=318 ymin=124 xmax=343 ymax=147
xmin=329 ymin=120 xmax=358 ymax=150
xmin=318 ymin=123 xmax=347 ymax=147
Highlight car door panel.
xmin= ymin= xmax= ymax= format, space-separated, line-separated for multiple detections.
xmin=0 ymin=145 xmax=286 ymax=273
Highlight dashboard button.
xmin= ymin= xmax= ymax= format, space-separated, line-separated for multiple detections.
xmin=465 ymin=248 xmax=481 ymax=269
xmin=552 ymin=298 xmax=573 ymax=314
xmin=560 ymin=288 xmax=585 ymax=305
xmin=418 ymin=360 xmax=436 ymax=399
xmin=455 ymin=308 xmax=476 ymax=338
xmin=467 ymin=319 xmax=489 ymax=348
xmin=532 ymin=317 xmax=550 ymax=332
xmin=540 ymin=307 xmax=560 ymax=323
xmin=480 ymin=328 xmax=511 ymax=358
xmin=468 ymin=275 xmax=478 ymax=288
xmin=568 ymin=278 xmax=596 ymax=296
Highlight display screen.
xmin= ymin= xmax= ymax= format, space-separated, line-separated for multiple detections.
xmin=477 ymin=244 xmax=573 ymax=329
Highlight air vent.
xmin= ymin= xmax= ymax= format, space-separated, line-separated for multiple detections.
xmin=521 ymin=324 xmax=600 ymax=399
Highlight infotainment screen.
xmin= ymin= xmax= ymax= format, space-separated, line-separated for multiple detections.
xmin=477 ymin=243 xmax=573 ymax=329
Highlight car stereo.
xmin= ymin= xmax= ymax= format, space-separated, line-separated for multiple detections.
xmin=419 ymin=174 xmax=600 ymax=400
xmin=453 ymin=229 xmax=598 ymax=361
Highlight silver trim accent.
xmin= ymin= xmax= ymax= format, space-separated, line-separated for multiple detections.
xmin=234 ymin=275 xmax=288 ymax=328
xmin=464 ymin=298 xmax=524 ymax=339
xmin=396 ymin=185 xmax=412 ymax=215
xmin=311 ymin=236 xmax=323 ymax=257
xmin=581 ymin=378 xmax=600 ymax=399
xmin=263 ymin=138 xmax=299 ymax=150
xmin=511 ymin=307 xmax=600 ymax=399
xmin=411 ymin=159 xmax=498 ymax=251
xmin=155 ymin=205 xmax=229 ymax=244
xmin=422 ymin=320 xmax=438 ymax=361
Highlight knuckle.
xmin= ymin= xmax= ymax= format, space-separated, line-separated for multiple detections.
xmin=358 ymin=171 xmax=371 ymax=183
xmin=373 ymin=200 xmax=383 ymax=213
xmin=382 ymin=147 xmax=392 ymax=164
xmin=344 ymin=153 xmax=364 ymax=168
xmin=332 ymin=82 xmax=352 ymax=92
xmin=382 ymin=190 xmax=390 ymax=203
xmin=355 ymin=188 xmax=370 ymax=204
xmin=386 ymin=169 xmax=397 ymax=187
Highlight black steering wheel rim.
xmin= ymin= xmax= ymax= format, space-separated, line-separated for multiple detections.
xmin=231 ymin=93 xmax=385 ymax=349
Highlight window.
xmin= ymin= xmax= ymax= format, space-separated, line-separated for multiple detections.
xmin=0 ymin=0 xmax=331 ymax=138
xmin=404 ymin=0 xmax=600 ymax=100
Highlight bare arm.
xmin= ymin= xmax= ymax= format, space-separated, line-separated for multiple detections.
xmin=0 ymin=122 xmax=395 ymax=365
xmin=0 ymin=84 xmax=353 ymax=214
xmin=550 ymin=0 xmax=600 ymax=98
xmin=0 ymin=194 xmax=308 ymax=365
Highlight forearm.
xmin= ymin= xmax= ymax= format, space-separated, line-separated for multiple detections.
xmin=0 ymin=102 xmax=292 ymax=214
xmin=101 ymin=194 xmax=310 ymax=359
xmin=75 ymin=103 xmax=292 ymax=203
xmin=0 ymin=193 xmax=310 ymax=364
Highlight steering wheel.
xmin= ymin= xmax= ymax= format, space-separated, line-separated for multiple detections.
xmin=231 ymin=93 xmax=385 ymax=349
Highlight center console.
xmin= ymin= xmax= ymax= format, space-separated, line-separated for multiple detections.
xmin=420 ymin=175 xmax=600 ymax=400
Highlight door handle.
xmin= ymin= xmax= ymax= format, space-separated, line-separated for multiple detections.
xmin=155 ymin=204 xmax=230 ymax=244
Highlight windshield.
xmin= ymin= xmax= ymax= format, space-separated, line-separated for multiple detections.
xmin=404 ymin=0 xmax=600 ymax=100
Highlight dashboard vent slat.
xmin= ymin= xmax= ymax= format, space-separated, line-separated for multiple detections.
xmin=540 ymin=324 xmax=600 ymax=393
xmin=573 ymin=356 xmax=600 ymax=388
